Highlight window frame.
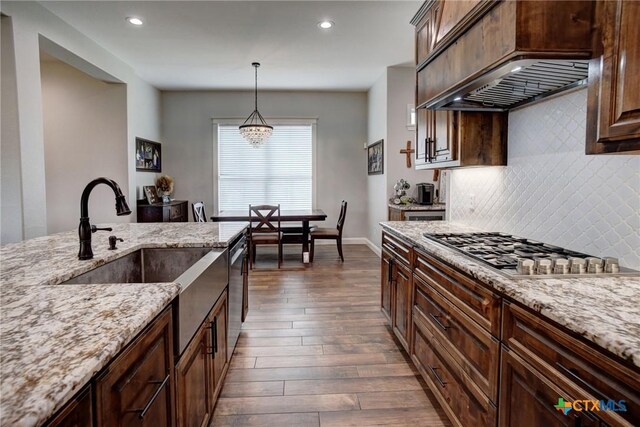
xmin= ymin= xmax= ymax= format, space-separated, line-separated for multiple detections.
xmin=212 ymin=117 xmax=318 ymax=214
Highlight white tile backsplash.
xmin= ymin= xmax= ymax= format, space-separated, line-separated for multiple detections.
xmin=449 ymin=89 xmax=640 ymax=269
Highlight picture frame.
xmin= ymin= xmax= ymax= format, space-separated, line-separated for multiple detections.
xmin=136 ymin=137 xmax=162 ymax=172
xmin=143 ymin=186 xmax=160 ymax=205
xmin=367 ymin=139 xmax=384 ymax=175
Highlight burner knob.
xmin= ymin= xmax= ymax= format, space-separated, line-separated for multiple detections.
xmin=517 ymin=258 xmax=534 ymax=275
xmin=537 ymin=259 xmax=552 ymax=275
xmin=569 ymin=257 xmax=586 ymax=274
xmin=586 ymin=257 xmax=603 ymax=274
xmin=553 ymin=258 xmax=569 ymax=274
xmin=603 ymin=257 xmax=619 ymax=273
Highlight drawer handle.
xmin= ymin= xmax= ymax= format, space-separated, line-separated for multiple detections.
xmin=127 ymin=375 xmax=169 ymax=419
xmin=429 ymin=313 xmax=450 ymax=331
xmin=429 ymin=365 xmax=447 ymax=387
xmin=555 ymin=362 xmax=614 ymax=405
xmin=212 ymin=317 xmax=218 ymax=357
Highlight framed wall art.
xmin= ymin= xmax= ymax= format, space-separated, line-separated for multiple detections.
xmin=136 ymin=137 xmax=162 ymax=172
xmin=367 ymin=139 xmax=384 ymax=175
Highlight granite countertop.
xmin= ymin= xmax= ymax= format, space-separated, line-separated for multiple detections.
xmin=380 ymin=221 xmax=640 ymax=369
xmin=0 ymin=222 xmax=247 ymax=426
xmin=388 ymin=202 xmax=446 ymax=211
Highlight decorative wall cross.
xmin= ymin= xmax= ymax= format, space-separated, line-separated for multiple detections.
xmin=400 ymin=140 xmax=415 ymax=168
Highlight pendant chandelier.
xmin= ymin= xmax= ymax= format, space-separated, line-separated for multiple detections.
xmin=239 ymin=62 xmax=273 ymax=147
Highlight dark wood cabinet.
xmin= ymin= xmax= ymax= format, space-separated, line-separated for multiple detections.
xmin=392 ymin=260 xmax=411 ymax=351
xmin=137 ymin=200 xmax=188 ymax=223
xmin=209 ymin=291 xmax=228 ymax=406
xmin=45 ymin=386 xmax=93 ymax=427
xmin=175 ymin=323 xmax=211 ymax=427
xmin=586 ymin=0 xmax=640 ymax=154
xmin=380 ymin=233 xmax=413 ymax=352
xmin=95 ymin=307 xmax=174 ymax=427
xmin=499 ymin=346 xmax=592 ymax=427
xmin=415 ymin=107 xmax=507 ymax=170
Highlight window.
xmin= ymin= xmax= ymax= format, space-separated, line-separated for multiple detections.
xmin=217 ymin=124 xmax=313 ymax=211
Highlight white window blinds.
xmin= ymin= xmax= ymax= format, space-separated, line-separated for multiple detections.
xmin=218 ymin=124 xmax=313 ymax=211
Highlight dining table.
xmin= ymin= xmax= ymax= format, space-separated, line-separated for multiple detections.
xmin=210 ymin=209 xmax=327 ymax=263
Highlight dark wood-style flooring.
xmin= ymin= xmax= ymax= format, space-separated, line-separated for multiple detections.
xmin=212 ymin=244 xmax=449 ymax=426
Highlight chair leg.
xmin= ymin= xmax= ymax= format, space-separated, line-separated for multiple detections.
xmin=310 ymin=238 xmax=315 ymax=263
xmin=278 ymin=241 xmax=282 ymax=269
xmin=337 ymin=237 xmax=344 ymax=262
xmin=252 ymin=244 xmax=257 ymax=267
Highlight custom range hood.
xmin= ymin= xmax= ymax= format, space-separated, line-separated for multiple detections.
xmin=414 ymin=0 xmax=595 ymax=112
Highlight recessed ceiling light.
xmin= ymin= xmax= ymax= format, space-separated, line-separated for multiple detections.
xmin=126 ymin=17 xmax=143 ymax=26
xmin=511 ymin=66 xmax=522 ymax=73
xmin=453 ymin=96 xmax=462 ymax=101
xmin=318 ymin=21 xmax=334 ymax=29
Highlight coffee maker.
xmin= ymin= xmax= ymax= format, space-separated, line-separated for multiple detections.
xmin=416 ymin=183 xmax=434 ymax=205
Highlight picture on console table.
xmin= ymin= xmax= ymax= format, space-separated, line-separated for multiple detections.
xmin=136 ymin=137 xmax=162 ymax=172
xmin=367 ymin=139 xmax=384 ymax=175
xmin=143 ymin=186 xmax=160 ymax=205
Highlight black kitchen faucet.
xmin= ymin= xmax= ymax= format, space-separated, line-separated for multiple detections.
xmin=78 ymin=177 xmax=131 ymax=260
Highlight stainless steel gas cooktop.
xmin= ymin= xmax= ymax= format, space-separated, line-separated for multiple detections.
xmin=423 ymin=232 xmax=638 ymax=278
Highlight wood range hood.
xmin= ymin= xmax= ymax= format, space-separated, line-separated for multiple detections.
xmin=413 ymin=0 xmax=596 ymax=112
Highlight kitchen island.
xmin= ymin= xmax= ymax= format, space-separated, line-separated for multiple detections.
xmin=0 ymin=222 xmax=247 ymax=426
xmin=380 ymin=221 xmax=640 ymax=427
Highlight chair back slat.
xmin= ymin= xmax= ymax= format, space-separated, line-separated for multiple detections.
xmin=249 ymin=204 xmax=281 ymax=234
xmin=337 ymin=200 xmax=347 ymax=235
xmin=192 ymin=202 xmax=207 ymax=222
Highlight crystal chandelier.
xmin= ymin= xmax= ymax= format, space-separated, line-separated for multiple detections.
xmin=239 ymin=62 xmax=273 ymax=147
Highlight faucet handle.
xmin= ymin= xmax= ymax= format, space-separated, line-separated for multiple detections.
xmin=91 ymin=225 xmax=113 ymax=233
xmin=108 ymin=235 xmax=124 ymax=250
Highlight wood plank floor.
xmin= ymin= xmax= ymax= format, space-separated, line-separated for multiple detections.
xmin=212 ymin=244 xmax=449 ymax=426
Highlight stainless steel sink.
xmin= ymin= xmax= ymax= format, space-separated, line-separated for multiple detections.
xmin=62 ymin=248 xmax=214 ymax=284
xmin=61 ymin=247 xmax=229 ymax=355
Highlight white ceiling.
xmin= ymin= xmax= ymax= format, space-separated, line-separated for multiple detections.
xmin=41 ymin=1 xmax=421 ymax=91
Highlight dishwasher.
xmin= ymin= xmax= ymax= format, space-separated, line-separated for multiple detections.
xmin=227 ymin=233 xmax=247 ymax=354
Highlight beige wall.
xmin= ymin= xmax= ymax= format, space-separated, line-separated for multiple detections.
xmin=1 ymin=16 xmax=24 ymax=244
xmin=41 ymin=59 xmax=128 ymax=234
xmin=161 ymin=90 xmax=368 ymax=239
xmin=0 ymin=1 xmax=161 ymax=238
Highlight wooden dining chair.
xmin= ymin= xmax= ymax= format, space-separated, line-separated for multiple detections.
xmin=310 ymin=200 xmax=347 ymax=262
xmin=192 ymin=202 xmax=207 ymax=222
xmin=249 ymin=204 xmax=282 ymax=269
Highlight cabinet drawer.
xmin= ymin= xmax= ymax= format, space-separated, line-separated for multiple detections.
xmin=413 ymin=274 xmax=499 ymax=402
xmin=170 ymin=204 xmax=183 ymax=221
xmin=381 ymin=232 xmax=411 ymax=266
xmin=503 ymin=302 xmax=640 ymax=426
xmin=415 ymin=248 xmax=501 ymax=337
xmin=46 ymin=385 xmax=93 ymax=427
xmin=96 ymin=307 xmax=174 ymax=427
xmin=412 ymin=316 xmax=497 ymax=427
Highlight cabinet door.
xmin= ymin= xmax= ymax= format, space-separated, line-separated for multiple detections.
xmin=209 ymin=291 xmax=228 ymax=405
xmin=175 ymin=324 xmax=211 ymax=427
xmin=499 ymin=347 xmax=600 ymax=427
xmin=96 ymin=307 xmax=174 ymax=427
xmin=415 ymin=108 xmax=429 ymax=167
xmin=431 ymin=110 xmax=456 ymax=163
xmin=380 ymin=251 xmax=393 ymax=323
xmin=586 ymin=0 xmax=640 ymax=154
xmin=392 ymin=261 xmax=411 ymax=351
xmin=416 ymin=7 xmax=432 ymax=66
xmin=46 ymin=386 xmax=93 ymax=427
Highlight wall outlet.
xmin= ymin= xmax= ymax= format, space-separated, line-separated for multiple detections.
xmin=469 ymin=194 xmax=476 ymax=212
xmin=303 ymin=252 xmax=310 ymax=263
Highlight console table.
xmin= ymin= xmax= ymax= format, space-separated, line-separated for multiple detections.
xmin=137 ymin=200 xmax=188 ymax=223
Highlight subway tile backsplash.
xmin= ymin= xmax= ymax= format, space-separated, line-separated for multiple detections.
xmin=449 ymin=89 xmax=640 ymax=269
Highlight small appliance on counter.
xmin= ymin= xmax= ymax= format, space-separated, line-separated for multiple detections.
xmin=423 ymin=232 xmax=639 ymax=278
xmin=416 ymin=183 xmax=434 ymax=205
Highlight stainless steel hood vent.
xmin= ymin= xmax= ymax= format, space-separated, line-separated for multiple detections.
xmin=434 ymin=59 xmax=590 ymax=111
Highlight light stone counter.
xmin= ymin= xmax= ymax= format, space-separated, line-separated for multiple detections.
xmin=0 ymin=222 xmax=247 ymax=426
xmin=380 ymin=221 xmax=640 ymax=369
